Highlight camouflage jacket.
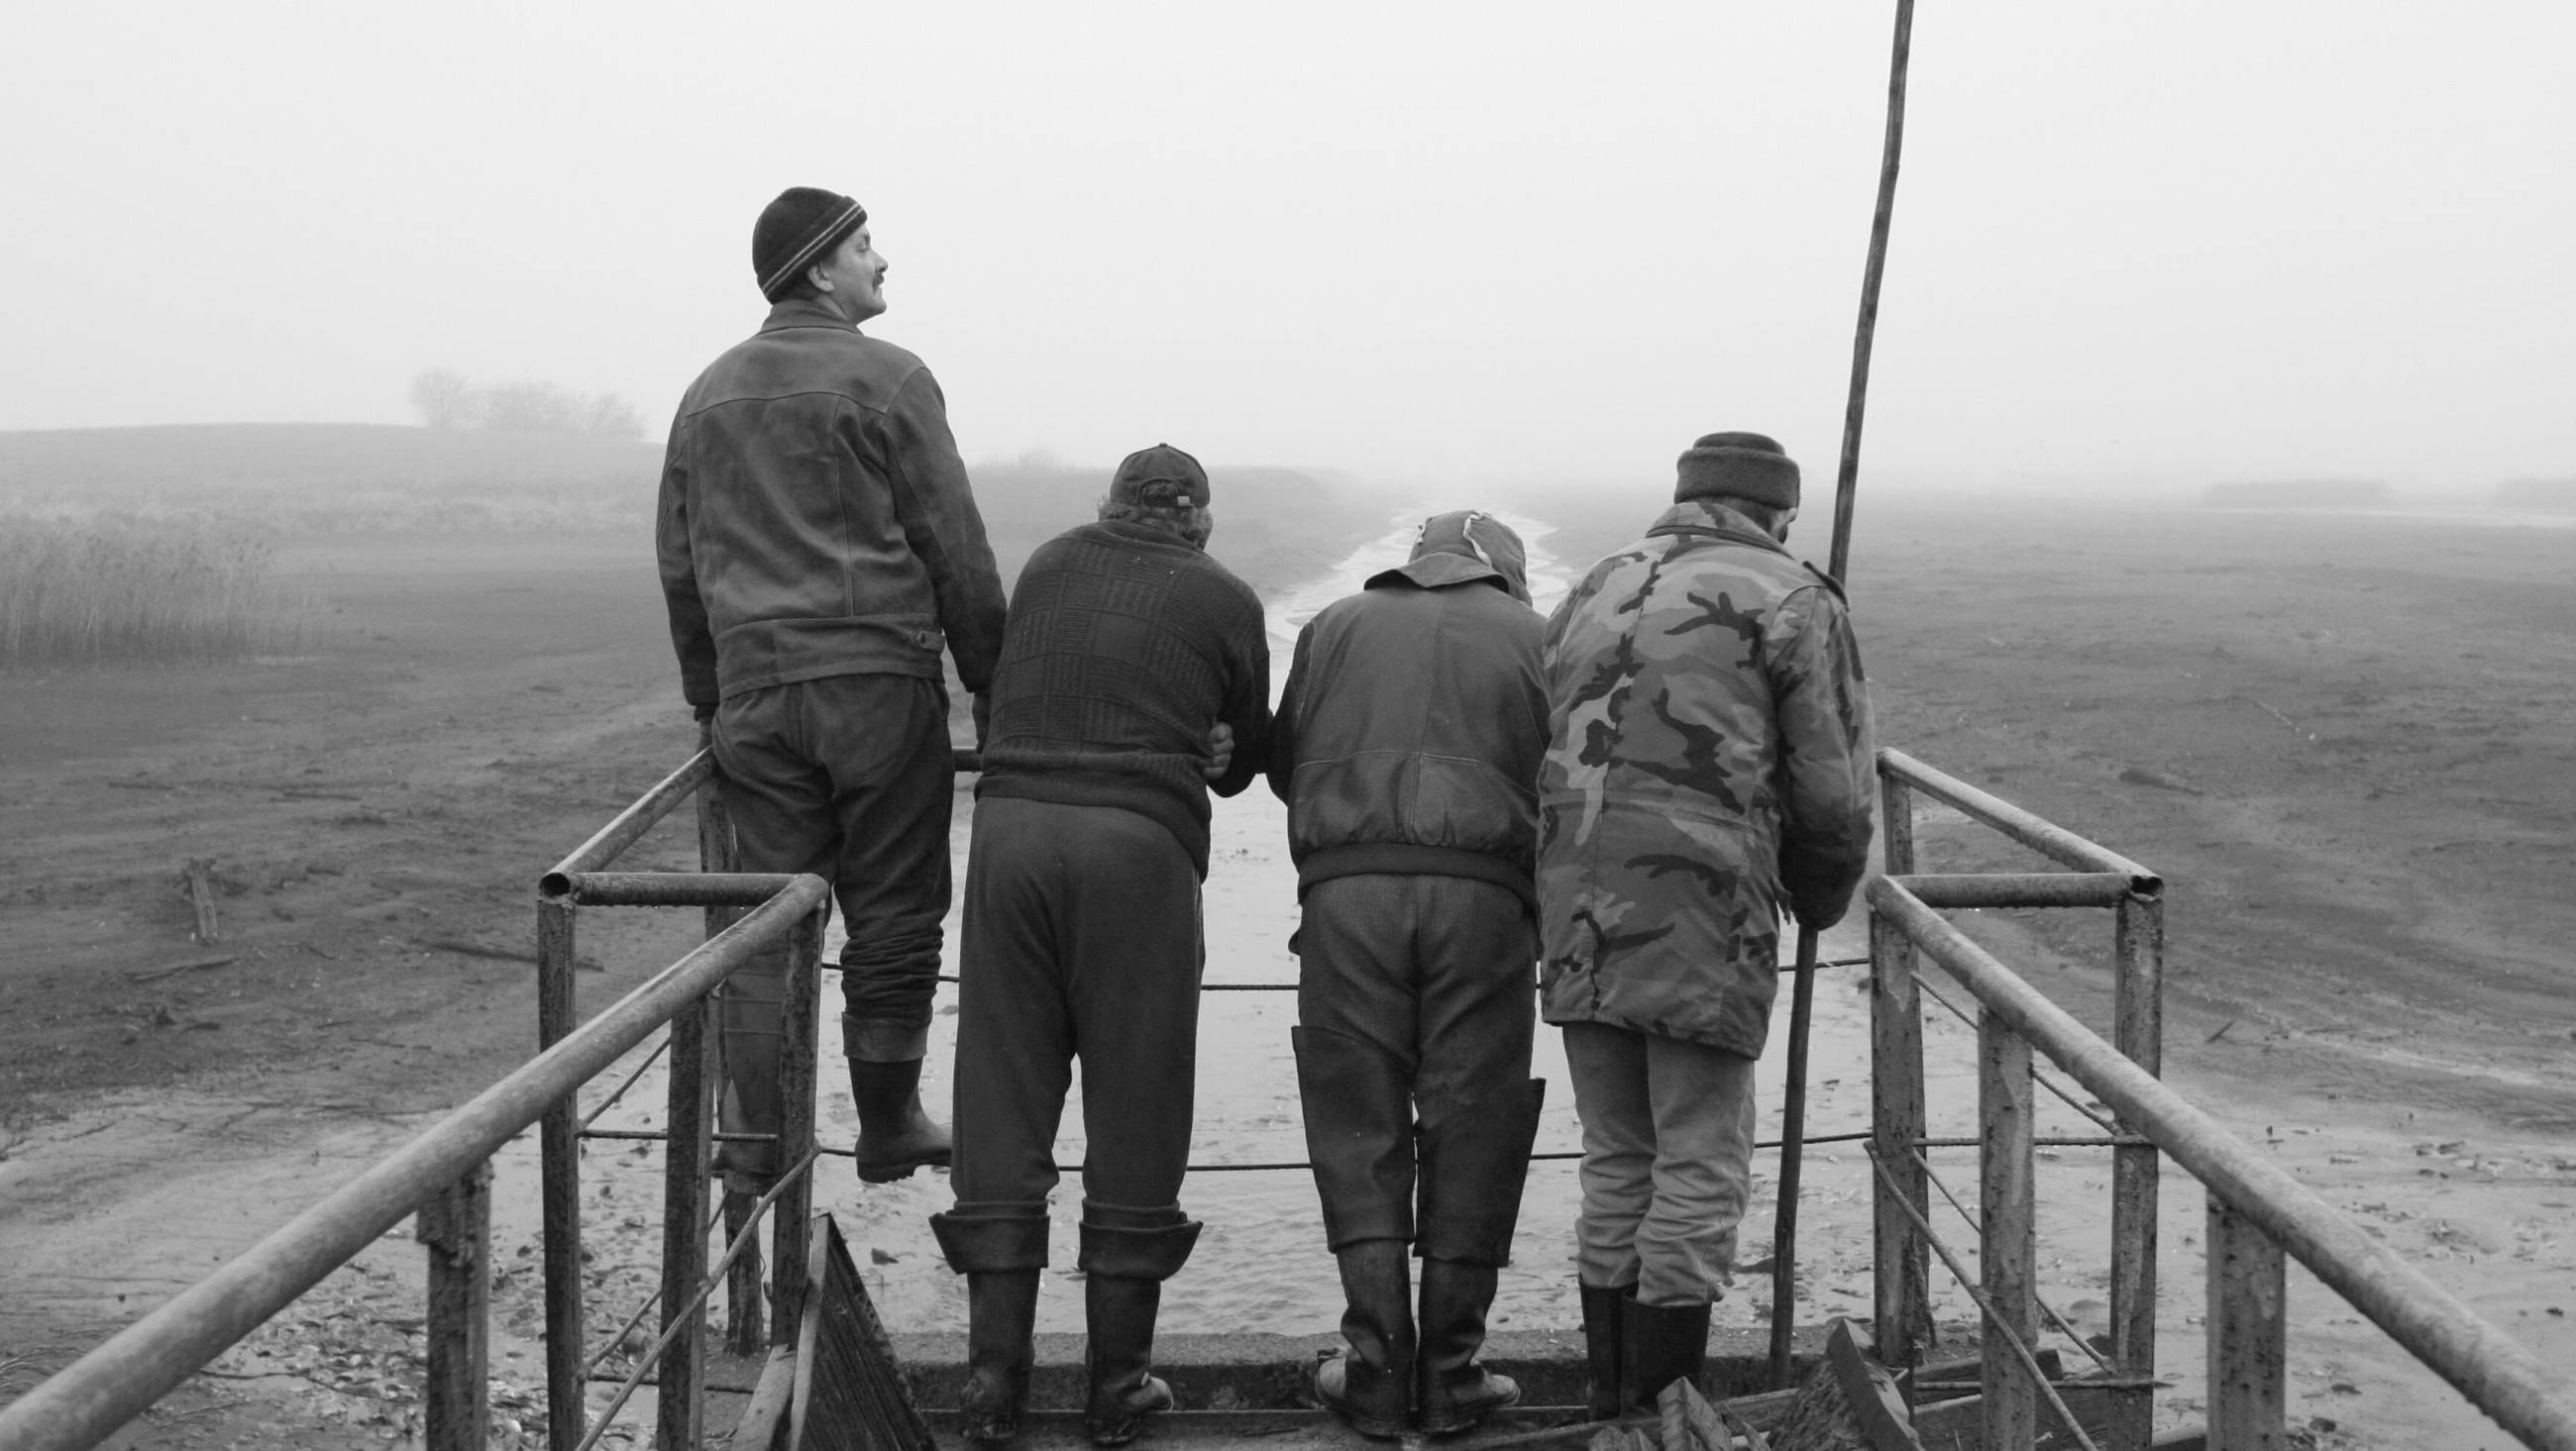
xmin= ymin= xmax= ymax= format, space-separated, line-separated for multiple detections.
xmin=1536 ymin=498 xmax=1877 ymax=1056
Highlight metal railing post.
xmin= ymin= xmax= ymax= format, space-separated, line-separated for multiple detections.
xmin=657 ymin=985 xmax=715 ymax=1450
xmin=2208 ymin=1195 xmax=2289 ymax=1450
xmin=537 ymin=895 xmax=587 ymax=1451
xmin=1980 ymin=1007 xmax=2038 ymax=1450
xmin=418 ymin=1159 xmax=492 ymax=1451
xmin=697 ymin=772 xmax=766 ymax=1357
xmin=768 ymin=899 xmax=827 ymax=1340
xmin=1869 ymin=771 xmax=1932 ymax=1366
xmin=2109 ymin=891 xmax=2165 ymax=1449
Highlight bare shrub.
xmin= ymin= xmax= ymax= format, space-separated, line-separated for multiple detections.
xmin=0 ymin=519 xmax=306 ymax=668
xmin=408 ymin=368 xmax=479 ymax=430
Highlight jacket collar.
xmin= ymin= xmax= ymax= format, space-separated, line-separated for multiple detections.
xmin=1645 ymin=497 xmax=1791 ymax=557
xmin=758 ymin=296 xmax=861 ymax=334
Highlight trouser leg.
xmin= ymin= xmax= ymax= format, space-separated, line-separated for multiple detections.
xmin=1633 ymin=1035 xmax=1758 ymax=1307
xmin=821 ymin=674 xmax=956 ymax=1032
xmin=1410 ymin=877 xmax=1540 ymax=1434
xmin=1062 ymin=803 xmax=1204 ymax=1211
xmin=706 ymin=686 xmax=833 ymax=1182
xmin=950 ymin=797 xmax=1076 ymax=1210
xmin=1561 ymin=1022 xmax=1653 ymax=1294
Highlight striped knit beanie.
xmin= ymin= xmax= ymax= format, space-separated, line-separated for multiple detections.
xmin=753 ymin=187 xmax=868 ymax=301
xmin=1673 ymin=431 xmax=1800 ymax=509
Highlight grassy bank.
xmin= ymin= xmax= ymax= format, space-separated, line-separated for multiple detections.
xmin=0 ymin=518 xmax=305 ymax=668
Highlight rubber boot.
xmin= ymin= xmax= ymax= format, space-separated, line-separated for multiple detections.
xmin=1618 ymin=1296 xmax=1712 ymax=1413
xmin=713 ymin=962 xmax=786 ymax=1181
xmin=1577 ymin=1283 xmax=1627 ymax=1419
xmin=1416 ymin=1258 xmax=1518 ymax=1435
xmin=846 ymin=1015 xmax=951 ymax=1183
xmin=1084 ymin=1275 xmax=1174 ymax=1446
xmin=1079 ymin=1206 xmax=1203 ymax=1447
xmin=960 ymin=1272 xmax=1040 ymax=1446
xmin=929 ymin=1207 xmax=1050 ymax=1449
xmin=1312 ymin=1239 xmax=1413 ymax=1439
xmin=1291 ymin=1025 xmax=1419 ymax=1248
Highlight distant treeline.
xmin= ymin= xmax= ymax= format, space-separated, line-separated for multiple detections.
xmin=2496 ymin=477 xmax=2576 ymax=510
xmin=409 ymin=368 xmax=644 ymax=440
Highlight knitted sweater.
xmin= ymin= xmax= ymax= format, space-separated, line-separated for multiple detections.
xmin=975 ymin=521 xmax=1271 ymax=877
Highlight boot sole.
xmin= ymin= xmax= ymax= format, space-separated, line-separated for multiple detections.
xmin=855 ymin=1150 xmax=952 ymax=1184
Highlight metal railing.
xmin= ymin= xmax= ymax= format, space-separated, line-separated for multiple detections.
xmin=1869 ymin=747 xmax=2576 ymax=1451
xmin=0 ymin=749 xmax=825 ymax=1451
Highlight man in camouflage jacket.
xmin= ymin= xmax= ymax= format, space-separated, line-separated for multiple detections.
xmin=1536 ymin=432 xmax=1876 ymax=1415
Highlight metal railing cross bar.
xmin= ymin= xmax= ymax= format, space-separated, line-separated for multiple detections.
xmin=1912 ymin=972 xmax=2120 ymax=1136
xmin=1878 ymin=749 xmax=2161 ymax=892
xmin=1862 ymin=1142 xmax=2107 ymax=1451
xmin=0 ymin=874 xmax=830 ymax=1451
xmin=1871 ymin=875 xmax=2576 ymax=1451
xmin=579 ymin=1192 xmax=740 ymax=1383
xmin=541 ymin=753 xmax=716 ymax=890
xmin=1910 ymin=1145 xmax=2118 ymax=1379
xmin=572 ymin=1147 xmax=822 ymax=1451
xmin=578 ymin=1032 xmax=673 ymax=1132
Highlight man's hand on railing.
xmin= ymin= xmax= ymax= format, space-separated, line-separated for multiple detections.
xmin=1202 ymin=721 xmax=1235 ymax=781
xmin=695 ymin=704 xmax=715 ymax=753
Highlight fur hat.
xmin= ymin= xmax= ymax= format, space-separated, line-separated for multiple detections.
xmin=1674 ymin=431 xmax=1800 ymax=509
xmin=753 ymin=187 xmax=868 ymax=301
xmin=1109 ymin=444 xmax=1211 ymax=509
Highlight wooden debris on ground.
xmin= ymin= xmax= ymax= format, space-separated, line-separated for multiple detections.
xmin=182 ymin=856 xmax=222 ymax=943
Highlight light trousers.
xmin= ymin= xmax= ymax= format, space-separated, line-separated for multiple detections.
xmin=1559 ymin=1021 xmax=1759 ymax=1307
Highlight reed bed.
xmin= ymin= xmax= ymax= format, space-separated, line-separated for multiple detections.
xmin=0 ymin=518 xmax=304 ymax=668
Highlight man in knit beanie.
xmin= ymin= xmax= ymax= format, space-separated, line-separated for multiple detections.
xmin=659 ymin=186 xmax=1006 ymax=1193
xmin=1535 ymin=432 xmax=1877 ymax=1415
xmin=931 ymin=444 xmax=1271 ymax=1449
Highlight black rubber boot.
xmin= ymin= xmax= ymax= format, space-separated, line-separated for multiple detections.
xmin=1577 ymin=1283 xmax=1627 ymax=1419
xmin=1078 ymin=1206 xmax=1203 ymax=1447
xmin=1416 ymin=1258 xmax=1518 ymax=1435
xmin=960 ymin=1271 xmax=1040 ymax=1447
xmin=1618 ymin=1296 xmax=1712 ymax=1413
xmin=1313 ymin=1239 xmax=1413 ymax=1438
xmin=930 ymin=1206 xmax=1050 ymax=1448
xmin=1084 ymin=1274 xmax=1174 ymax=1447
xmin=1291 ymin=1025 xmax=1419 ymax=1248
xmin=845 ymin=1014 xmax=951 ymax=1183
xmin=713 ymin=967 xmax=786 ymax=1181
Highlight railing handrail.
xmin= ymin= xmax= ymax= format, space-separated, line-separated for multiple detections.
xmin=0 ymin=874 xmax=831 ymax=1451
xmin=540 ymin=749 xmax=718 ymax=895
xmin=1869 ymin=876 xmax=2576 ymax=1451
xmin=1878 ymin=747 xmax=2161 ymax=893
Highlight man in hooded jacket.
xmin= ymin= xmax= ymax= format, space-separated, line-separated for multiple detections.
xmin=1537 ymin=433 xmax=1876 ymax=1415
xmin=1268 ymin=511 xmax=1552 ymax=1438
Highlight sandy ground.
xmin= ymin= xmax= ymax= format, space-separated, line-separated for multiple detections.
xmin=2 ymin=503 xmax=2571 ymax=1448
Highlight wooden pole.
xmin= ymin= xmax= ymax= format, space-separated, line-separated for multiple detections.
xmin=1827 ymin=0 xmax=1916 ymax=585
xmin=1768 ymin=925 xmax=1820 ymax=1388
xmin=1772 ymin=0 xmax=1917 ymax=1389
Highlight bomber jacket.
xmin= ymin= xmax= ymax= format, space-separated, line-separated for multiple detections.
xmin=1267 ymin=554 xmax=1549 ymax=915
xmin=1536 ymin=497 xmax=1877 ymax=1057
xmin=658 ymin=298 xmax=1007 ymax=707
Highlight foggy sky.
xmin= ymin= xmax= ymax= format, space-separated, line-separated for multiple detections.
xmin=5 ymin=3 xmax=2571 ymax=494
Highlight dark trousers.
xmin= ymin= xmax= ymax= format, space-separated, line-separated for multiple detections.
xmin=1295 ymin=874 xmax=1539 ymax=1262
xmin=950 ymin=796 xmax=1205 ymax=1218
xmin=711 ymin=673 xmax=954 ymax=1026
